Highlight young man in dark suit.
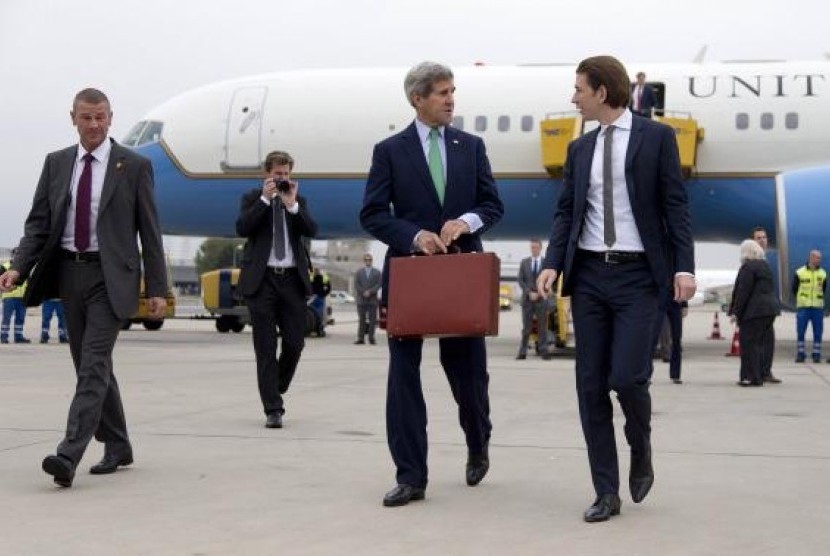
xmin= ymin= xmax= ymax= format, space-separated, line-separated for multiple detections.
xmin=236 ymin=151 xmax=318 ymax=429
xmin=361 ymin=61 xmax=504 ymax=507
xmin=0 ymin=88 xmax=168 ymax=487
xmin=537 ymin=56 xmax=696 ymax=522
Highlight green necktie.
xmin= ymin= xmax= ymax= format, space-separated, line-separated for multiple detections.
xmin=428 ymin=128 xmax=445 ymax=204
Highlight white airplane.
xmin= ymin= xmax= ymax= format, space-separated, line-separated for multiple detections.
xmin=122 ymin=60 xmax=830 ymax=303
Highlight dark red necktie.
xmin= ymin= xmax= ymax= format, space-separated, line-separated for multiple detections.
xmin=74 ymin=153 xmax=94 ymax=252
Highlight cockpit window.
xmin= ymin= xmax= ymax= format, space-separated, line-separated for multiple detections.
xmin=122 ymin=120 xmax=163 ymax=146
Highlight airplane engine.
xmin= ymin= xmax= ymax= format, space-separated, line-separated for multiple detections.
xmin=775 ymin=165 xmax=830 ymax=308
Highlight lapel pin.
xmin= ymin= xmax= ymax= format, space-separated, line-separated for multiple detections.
xmin=452 ymin=139 xmax=459 ymax=144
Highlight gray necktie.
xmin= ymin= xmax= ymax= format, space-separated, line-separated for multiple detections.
xmin=532 ymin=259 xmax=538 ymax=276
xmin=603 ymin=125 xmax=616 ymax=248
xmin=273 ymin=202 xmax=286 ymax=260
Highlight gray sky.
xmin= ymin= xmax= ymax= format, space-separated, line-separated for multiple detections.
xmin=1 ymin=0 xmax=827 ymax=264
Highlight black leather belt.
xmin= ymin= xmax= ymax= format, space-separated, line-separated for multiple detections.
xmin=267 ymin=266 xmax=297 ymax=275
xmin=578 ymin=249 xmax=646 ymax=264
xmin=62 ymin=249 xmax=100 ymax=262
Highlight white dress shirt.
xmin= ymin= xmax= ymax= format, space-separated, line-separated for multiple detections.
xmin=412 ymin=118 xmax=483 ymax=245
xmin=578 ymin=109 xmax=645 ymax=253
xmin=260 ymin=196 xmax=300 ymax=267
xmin=62 ymin=138 xmax=112 ymax=252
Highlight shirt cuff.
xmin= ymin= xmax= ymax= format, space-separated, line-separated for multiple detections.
xmin=458 ymin=213 xmax=483 ymax=234
xmin=285 ymin=201 xmax=299 ymax=214
xmin=260 ymin=195 xmax=271 ymax=205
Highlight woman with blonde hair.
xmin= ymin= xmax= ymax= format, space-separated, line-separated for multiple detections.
xmin=728 ymin=239 xmax=781 ymax=386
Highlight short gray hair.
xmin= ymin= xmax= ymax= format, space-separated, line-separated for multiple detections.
xmin=739 ymin=239 xmax=766 ymax=263
xmin=404 ymin=62 xmax=454 ymax=107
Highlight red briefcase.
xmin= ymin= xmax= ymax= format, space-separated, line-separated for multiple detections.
xmin=386 ymin=252 xmax=500 ymax=338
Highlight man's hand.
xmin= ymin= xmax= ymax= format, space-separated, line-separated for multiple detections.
xmin=439 ymin=219 xmax=470 ymax=247
xmin=536 ymin=269 xmax=559 ymax=298
xmin=416 ymin=231 xmax=448 ymax=255
xmin=0 ymin=270 xmax=20 ymax=292
xmin=674 ymin=274 xmax=697 ymax=302
xmin=528 ymin=291 xmax=540 ymax=302
xmin=262 ymin=179 xmax=298 ymax=207
xmin=146 ymin=297 xmax=167 ymax=319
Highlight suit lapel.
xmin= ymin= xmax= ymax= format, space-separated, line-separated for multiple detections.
xmin=444 ymin=127 xmax=463 ymax=209
xmin=99 ymin=139 xmax=125 ymax=213
xmin=625 ymin=116 xmax=645 ymax=201
xmin=52 ymin=147 xmax=78 ymax=235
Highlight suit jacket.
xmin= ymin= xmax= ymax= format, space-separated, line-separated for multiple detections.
xmin=360 ymin=121 xmax=504 ymax=305
xmin=630 ymin=83 xmax=657 ymax=115
xmin=11 ymin=140 xmax=167 ymax=320
xmin=354 ymin=266 xmax=382 ymax=306
xmin=729 ymin=259 xmax=781 ymax=323
xmin=235 ymin=190 xmax=318 ymax=297
xmin=517 ymin=257 xmax=543 ymax=306
xmin=544 ymin=115 xmax=694 ymax=296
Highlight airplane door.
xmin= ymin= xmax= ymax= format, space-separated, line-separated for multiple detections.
xmin=223 ymin=86 xmax=267 ymax=171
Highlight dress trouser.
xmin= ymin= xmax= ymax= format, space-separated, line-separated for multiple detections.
xmin=245 ymin=269 xmax=307 ymax=416
xmin=570 ymin=255 xmax=658 ymax=496
xmin=666 ymin=302 xmax=683 ymax=380
xmin=356 ymin=302 xmax=378 ymax=341
xmin=519 ymin=298 xmax=550 ymax=355
xmin=740 ymin=316 xmax=775 ymax=383
xmin=57 ymin=259 xmax=130 ymax=465
xmin=386 ymin=336 xmax=491 ymax=489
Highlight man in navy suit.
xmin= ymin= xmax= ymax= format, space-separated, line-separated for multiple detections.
xmin=630 ymin=71 xmax=657 ymax=118
xmin=361 ymin=61 xmax=503 ymax=507
xmin=537 ymin=56 xmax=696 ymax=522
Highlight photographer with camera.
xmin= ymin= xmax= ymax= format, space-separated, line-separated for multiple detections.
xmin=236 ymin=150 xmax=318 ymax=429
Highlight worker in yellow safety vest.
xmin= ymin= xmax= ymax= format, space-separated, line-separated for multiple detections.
xmin=792 ymin=249 xmax=826 ymax=363
xmin=1 ymin=249 xmax=31 ymax=343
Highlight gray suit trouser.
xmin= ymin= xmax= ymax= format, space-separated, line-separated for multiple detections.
xmin=57 ymin=259 xmax=130 ymax=465
xmin=356 ymin=302 xmax=378 ymax=341
xmin=519 ymin=299 xmax=550 ymax=355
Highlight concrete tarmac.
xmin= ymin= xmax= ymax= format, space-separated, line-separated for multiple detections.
xmin=1 ymin=302 xmax=829 ymax=555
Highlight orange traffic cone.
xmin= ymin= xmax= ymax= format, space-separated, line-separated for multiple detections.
xmin=708 ymin=311 xmax=724 ymax=340
xmin=726 ymin=327 xmax=741 ymax=357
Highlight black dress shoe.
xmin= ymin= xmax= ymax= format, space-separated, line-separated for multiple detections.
xmin=42 ymin=454 xmax=75 ymax=487
xmin=369 ymin=338 xmax=376 ymax=345
xmin=629 ymin=446 xmax=654 ymax=503
xmin=265 ymin=413 xmax=283 ymax=428
xmin=466 ymin=443 xmax=490 ymax=486
xmin=382 ymin=484 xmax=425 ymax=507
xmin=583 ymin=493 xmax=621 ymax=522
xmin=90 ymin=452 xmax=134 ymax=474
xmin=763 ymin=375 xmax=782 ymax=384
xmin=354 ymin=340 xmax=365 ymax=345
xmin=672 ymin=378 xmax=683 ymax=385
xmin=515 ymin=353 xmax=527 ymax=360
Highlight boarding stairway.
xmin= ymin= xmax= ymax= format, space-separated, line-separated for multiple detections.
xmin=540 ymin=112 xmax=704 ymax=177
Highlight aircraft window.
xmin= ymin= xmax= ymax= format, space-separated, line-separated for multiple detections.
xmin=785 ymin=112 xmax=799 ymax=130
xmin=760 ymin=113 xmax=774 ymax=130
xmin=735 ymin=113 xmax=749 ymax=130
xmin=521 ymin=115 xmax=534 ymax=132
xmin=123 ymin=121 xmax=146 ymax=146
xmin=497 ymin=116 xmax=510 ymax=132
xmin=452 ymin=116 xmax=464 ymax=130
xmin=137 ymin=121 xmax=163 ymax=145
xmin=475 ymin=116 xmax=487 ymax=132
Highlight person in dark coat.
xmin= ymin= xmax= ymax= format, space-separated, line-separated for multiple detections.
xmin=729 ymin=239 xmax=781 ymax=386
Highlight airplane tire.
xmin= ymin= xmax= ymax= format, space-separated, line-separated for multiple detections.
xmin=216 ymin=316 xmax=233 ymax=333
xmin=230 ymin=319 xmax=245 ymax=333
xmin=143 ymin=320 xmax=164 ymax=331
xmin=120 ymin=320 xmax=132 ymax=331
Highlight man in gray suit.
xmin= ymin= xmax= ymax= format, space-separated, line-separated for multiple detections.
xmin=517 ymin=238 xmax=552 ymax=360
xmin=354 ymin=252 xmax=381 ymax=344
xmin=0 ymin=88 xmax=167 ymax=488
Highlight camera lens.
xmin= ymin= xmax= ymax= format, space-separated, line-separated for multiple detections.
xmin=276 ymin=180 xmax=291 ymax=193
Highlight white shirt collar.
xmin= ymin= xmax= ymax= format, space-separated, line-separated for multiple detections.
xmin=77 ymin=137 xmax=112 ymax=162
xmin=600 ymin=109 xmax=632 ymax=134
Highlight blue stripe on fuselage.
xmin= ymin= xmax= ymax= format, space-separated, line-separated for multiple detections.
xmin=138 ymin=142 xmax=776 ymax=242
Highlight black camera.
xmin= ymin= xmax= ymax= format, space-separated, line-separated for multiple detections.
xmin=276 ymin=180 xmax=292 ymax=193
